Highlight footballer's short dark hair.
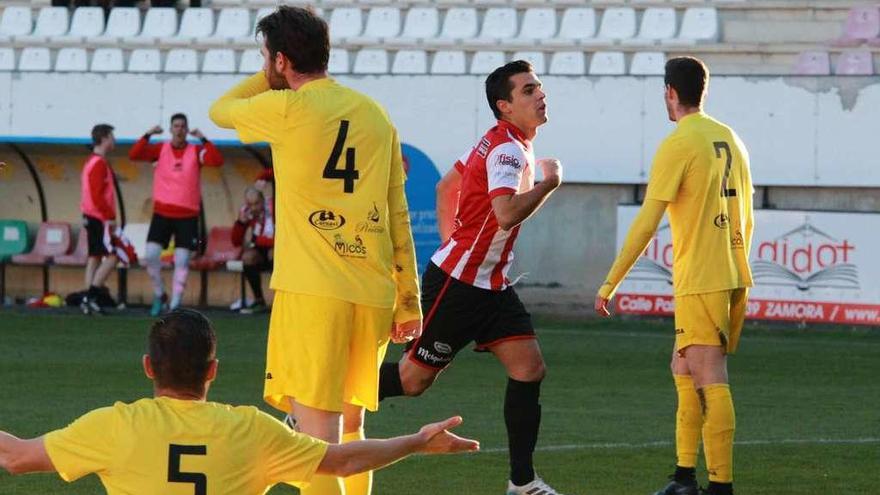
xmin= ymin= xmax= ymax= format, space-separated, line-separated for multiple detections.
xmin=257 ymin=6 xmax=329 ymax=74
xmin=170 ymin=113 xmax=188 ymax=126
xmin=91 ymin=124 xmax=114 ymax=147
xmin=148 ymin=309 xmax=217 ymax=395
xmin=485 ymin=60 xmax=534 ymax=120
xmin=664 ymin=57 xmax=709 ymax=108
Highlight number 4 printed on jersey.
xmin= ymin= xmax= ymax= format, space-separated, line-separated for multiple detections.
xmin=323 ymin=120 xmax=359 ymax=193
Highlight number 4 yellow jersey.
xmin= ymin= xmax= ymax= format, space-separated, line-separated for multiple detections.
xmin=210 ymin=74 xmax=418 ymax=312
xmin=43 ymin=397 xmax=328 ymax=495
xmin=645 ymin=112 xmax=755 ymax=296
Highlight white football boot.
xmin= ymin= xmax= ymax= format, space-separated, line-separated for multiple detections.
xmin=506 ymin=476 xmax=568 ymax=495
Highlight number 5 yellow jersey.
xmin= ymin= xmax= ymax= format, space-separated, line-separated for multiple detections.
xmin=211 ymin=74 xmax=416 ymax=310
xmin=645 ymin=112 xmax=754 ymax=296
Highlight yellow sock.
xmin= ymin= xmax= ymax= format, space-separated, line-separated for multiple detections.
xmin=342 ymin=429 xmax=371 ymax=495
xmin=673 ymin=375 xmax=702 ymax=468
xmin=300 ymin=473 xmax=344 ymax=495
xmin=701 ymin=383 xmax=735 ymax=483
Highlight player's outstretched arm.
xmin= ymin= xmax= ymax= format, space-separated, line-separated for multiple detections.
xmin=316 ymin=416 xmax=479 ymax=477
xmin=595 ymin=198 xmax=667 ymax=316
xmin=436 ymin=167 xmax=462 ymax=243
xmin=209 ymin=73 xmax=271 ymax=129
xmin=0 ymin=432 xmax=54 ymax=475
xmin=491 ymin=158 xmax=562 ymax=231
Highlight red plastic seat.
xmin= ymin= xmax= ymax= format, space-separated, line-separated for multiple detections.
xmin=190 ymin=227 xmax=241 ymax=271
xmin=12 ymin=222 xmax=72 ymax=265
xmin=54 ymin=226 xmax=90 ymax=266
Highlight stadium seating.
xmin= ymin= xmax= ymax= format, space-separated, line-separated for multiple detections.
xmin=391 ymin=49 xmax=427 ymax=74
xmin=437 ymin=8 xmax=479 ymax=43
xmin=15 ymin=7 xmax=65 ymax=44
xmin=0 ymin=6 xmax=33 ymax=42
xmin=0 ymin=48 xmax=15 ymax=71
xmin=128 ymin=48 xmax=162 ymax=73
xmin=518 ymin=8 xmax=556 ymax=42
xmin=164 ymin=48 xmax=198 ymax=73
xmin=202 ymin=48 xmax=237 ymax=73
xmin=475 ymin=8 xmax=518 ymax=44
xmin=543 ymin=8 xmax=596 ymax=46
xmin=18 ymin=47 xmax=50 ymax=71
xmin=166 ymin=8 xmax=214 ymax=46
xmin=549 ymin=51 xmax=585 ymax=75
xmin=589 ymin=51 xmax=626 ymax=75
xmin=396 ymin=7 xmax=439 ymax=44
xmin=430 ymin=50 xmax=466 ymax=74
xmin=624 ymin=8 xmax=676 ymax=45
xmin=190 ymin=226 xmax=242 ymax=307
xmin=123 ymin=7 xmax=177 ymax=46
xmin=0 ymin=219 xmax=29 ymax=302
xmin=591 ymin=7 xmax=636 ymax=44
xmin=89 ymin=7 xmax=139 ymax=46
xmin=353 ymin=48 xmax=389 ymax=74
xmin=351 ymin=6 xmax=401 ymax=44
xmin=471 ymin=51 xmax=504 ymax=74
xmin=53 ymin=227 xmax=88 ymax=266
xmin=90 ymin=47 xmax=124 ymax=72
xmin=52 ymin=6 xmax=103 ymax=45
xmin=793 ymin=51 xmax=831 ymax=75
xmin=238 ymin=48 xmax=262 ymax=72
xmin=834 ymin=50 xmax=873 ymax=76
xmin=512 ymin=51 xmax=545 ymax=74
xmin=12 ymin=222 xmax=71 ymax=266
xmin=54 ymin=47 xmax=87 ymax=72
xmin=668 ymin=7 xmax=718 ymax=44
xmin=630 ymin=51 xmax=666 ymax=76
xmin=328 ymin=48 xmax=350 ymax=74
xmin=204 ymin=7 xmax=250 ymax=45
xmin=329 ymin=7 xmax=363 ymax=42
xmin=831 ymin=6 xmax=880 ymax=47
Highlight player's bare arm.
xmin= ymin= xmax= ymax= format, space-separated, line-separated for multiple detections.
xmin=316 ymin=416 xmax=478 ymax=477
xmin=491 ymin=158 xmax=562 ymax=231
xmin=595 ymin=198 xmax=668 ymax=316
xmin=436 ymin=167 xmax=463 ymax=243
xmin=0 ymin=432 xmax=54 ymax=475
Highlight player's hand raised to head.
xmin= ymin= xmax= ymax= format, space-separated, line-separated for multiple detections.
xmin=147 ymin=125 xmax=163 ymax=136
xmin=190 ymin=128 xmax=205 ymax=140
xmin=416 ymin=416 xmax=480 ymax=455
xmin=594 ymin=295 xmax=612 ymax=317
xmin=537 ymin=158 xmax=562 ymax=188
xmin=391 ymin=319 xmax=422 ymax=344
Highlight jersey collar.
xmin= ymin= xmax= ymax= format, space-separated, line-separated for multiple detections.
xmin=496 ymin=120 xmax=531 ymax=147
xmin=299 ymin=77 xmax=336 ymax=92
xmin=677 ymin=110 xmax=705 ymax=126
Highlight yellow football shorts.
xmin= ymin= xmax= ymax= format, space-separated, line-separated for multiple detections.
xmin=264 ymin=290 xmax=393 ymax=414
xmin=674 ymin=288 xmax=748 ymax=355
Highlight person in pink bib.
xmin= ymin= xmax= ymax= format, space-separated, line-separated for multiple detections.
xmin=79 ymin=124 xmax=119 ymax=315
xmin=129 ymin=113 xmax=224 ymax=316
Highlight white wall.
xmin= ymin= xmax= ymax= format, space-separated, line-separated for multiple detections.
xmin=4 ymin=73 xmax=880 ymax=187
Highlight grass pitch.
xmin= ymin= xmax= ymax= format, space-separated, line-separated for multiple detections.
xmin=0 ymin=310 xmax=878 ymax=494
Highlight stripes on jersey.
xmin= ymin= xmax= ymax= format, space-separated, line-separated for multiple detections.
xmin=431 ymin=120 xmax=534 ymax=291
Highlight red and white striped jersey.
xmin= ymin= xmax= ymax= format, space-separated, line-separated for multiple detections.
xmin=431 ymin=120 xmax=535 ymax=291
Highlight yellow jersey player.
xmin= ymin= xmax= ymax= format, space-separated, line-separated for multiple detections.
xmin=0 ymin=310 xmax=478 ymax=494
xmin=595 ymin=57 xmax=754 ymax=495
xmin=208 ymin=7 xmax=421 ymax=495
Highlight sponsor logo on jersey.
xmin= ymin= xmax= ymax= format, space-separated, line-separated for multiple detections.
xmin=433 ymin=342 xmax=453 ymax=354
xmin=309 ymin=210 xmax=345 ymax=230
xmin=476 ymin=138 xmax=491 ymax=158
xmin=368 ymin=202 xmax=380 ymax=223
xmin=496 ymin=153 xmax=522 ymax=169
xmin=714 ymin=213 xmax=730 ymax=229
xmin=333 ymin=233 xmax=368 ymax=258
xmin=265 ymin=372 xmax=273 ymax=380
xmin=356 ymin=202 xmax=386 ymax=234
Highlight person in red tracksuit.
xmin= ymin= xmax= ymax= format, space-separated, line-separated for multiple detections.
xmin=231 ymin=186 xmax=274 ymax=313
xmin=129 ymin=113 xmax=224 ymax=315
xmin=79 ymin=124 xmax=119 ymax=314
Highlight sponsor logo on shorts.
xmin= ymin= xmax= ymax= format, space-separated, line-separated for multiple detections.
xmin=731 ymin=230 xmax=744 ymax=249
xmin=417 ymin=347 xmax=451 ymax=365
xmin=714 ymin=213 xmax=729 ymax=229
xmin=675 ymin=328 xmax=685 ymax=335
xmin=309 ymin=210 xmax=345 ymax=230
xmin=334 ymin=234 xmax=368 ymax=258
xmin=433 ymin=342 xmax=453 ymax=354
xmin=265 ymin=372 xmax=273 ymax=380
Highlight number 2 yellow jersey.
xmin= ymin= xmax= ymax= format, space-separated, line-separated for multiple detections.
xmin=211 ymin=74 xmax=409 ymax=309
xmin=645 ymin=112 xmax=754 ymax=296
xmin=43 ymin=397 xmax=328 ymax=495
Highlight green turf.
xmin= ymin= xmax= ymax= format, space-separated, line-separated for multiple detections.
xmin=1 ymin=311 xmax=878 ymax=494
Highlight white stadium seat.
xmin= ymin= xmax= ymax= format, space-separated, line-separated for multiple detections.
xmin=0 ymin=48 xmax=16 ymax=71
xmin=212 ymin=0 xmax=243 ymax=6
xmin=438 ymin=8 xmax=479 ymax=41
xmin=123 ymin=8 xmax=177 ymax=46
xmin=353 ymin=49 xmax=389 ymax=74
xmin=512 ymin=51 xmax=546 ymax=74
xmin=589 ymin=51 xmax=626 ymax=75
xmin=668 ymin=7 xmax=718 ymax=44
xmin=470 ymin=51 xmax=505 ymax=74
xmin=329 ymin=8 xmax=363 ymax=41
xmin=362 ymin=7 xmax=401 ymax=39
xmin=90 ymin=48 xmax=124 ymax=72
xmin=549 ymin=51 xmax=585 ymax=75
xmin=89 ymin=7 xmax=140 ymax=45
xmin=202 ymin=49 xmax=237 ymax=73
xmin=209 ymin=8 xmax=250 ymax=41
xmin=164 ymin=49 xmax=198 ymax=73
xmin=233 ymin=7 xmax=271 ymax=48
xmin=19 ymin=47 xmax=51 ymax=72
xmin=128 ymin=48 xmax=162 ymax=73
xmin=16 ymin=7 xmax=68 ymax=44
xmin=399 ymin=7 xmax=439 ymax=41
xmin=329 ymin=49 xmax=350 ymax=74
xmin=392 ymin=50 xmax=427 ymax=74
xmin=592 ymin=7 xmax=636 ymax=42
xmin=55 ymin=47 xmax=88 ymax=72
xmin=174 ymin=7 xmax=214 ymax=45
xmin=238 ymin=49 xmax=262 ymax=73
xmin=475 ymin=8 xmax=518 ymax=43
xmin=626 ymin=8 xmax=676 ymax=44
xmin=52 ymin=7 xmax=104 ymax=44
xmin=0 ymin=7 xmax=33 ymax=41
xmin=544 ymin=8 xmax=596 ymax=45
xmin=431 ymin=50 xmax=466 ymax=74
xmin=518 ymin=8 xmax=557 ymax=41
xmin=630 ymin=51 xmax=666 ymax=75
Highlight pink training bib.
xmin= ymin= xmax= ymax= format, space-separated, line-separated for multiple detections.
xmin=80 ymin=154 xmax=116 ymax=221
xmin=153 ymin=142 xmax=201 ymax=212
